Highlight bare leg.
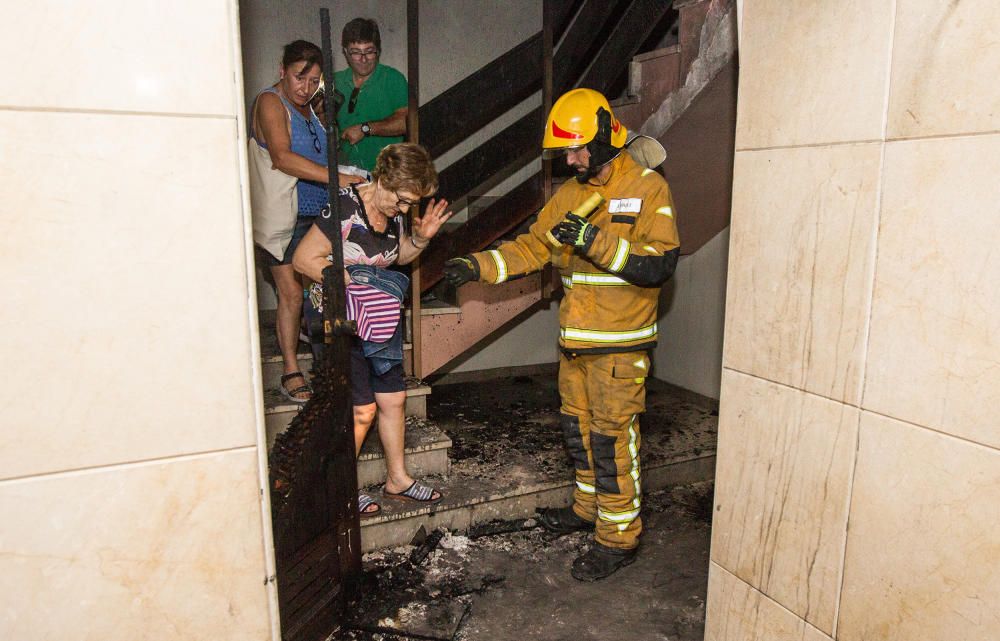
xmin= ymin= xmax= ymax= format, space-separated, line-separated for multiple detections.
xmin=354 ymin=403 xmax=377 ymax=456
xmin=374 ymin=391 xmax=413 ymax=493
xmin=270 ymin=263 xmax=309 ymax=400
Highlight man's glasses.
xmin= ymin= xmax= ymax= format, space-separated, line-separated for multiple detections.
xmin=346 ymin=48 xmax=378 ymax=60
xmin=305 ymin=119 xmax=322 ymax=153
xmin=395 ymin=192 xmax=420 ymax=210
xmin=348 ymin=87 xmax=360 ymax=114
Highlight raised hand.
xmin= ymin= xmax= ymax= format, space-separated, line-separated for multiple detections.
xmin=411 ymin=198 xmax=454 ymax=245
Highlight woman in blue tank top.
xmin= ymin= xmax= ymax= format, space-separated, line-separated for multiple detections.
xmin=251 ymin=40 xmax=361 ymax=403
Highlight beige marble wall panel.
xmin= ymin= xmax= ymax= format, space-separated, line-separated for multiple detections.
xmin=724 ymin=145 xmax=879 ymax=404
xmin=735 ymin=0 xmax=894 ymax=149
xmin=0 ymin=0 xmax=238 ymax=115
xmin=864 ymin=135 xmax=1000 ymax=448
xmin=712 ymin=370 xmax=856 ymax=633
xmin=0 ymin=111 xmax=257 ymax=479
xmin=0 ymin=449 xmax=271 ymax=641
xmin=705 ymin=563 xmax=832 ymax=641
xmin=888 ymin=0 xmax=1000 ymax=139
xmin=838 ymin=412 xmax=1000 ymax=641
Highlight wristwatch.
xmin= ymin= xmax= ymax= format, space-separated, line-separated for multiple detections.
xmin=360 ymin=122 xmax=372 ymax=137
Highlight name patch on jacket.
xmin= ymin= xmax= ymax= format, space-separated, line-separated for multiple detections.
xmin=608 ymin=198 xmax=642 ymax=213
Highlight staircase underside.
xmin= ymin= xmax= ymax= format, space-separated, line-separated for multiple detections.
xmin=418 ymin=275 xmax=546 ymax=378
xmin=660 ymin=57 xmax=738 ymax=257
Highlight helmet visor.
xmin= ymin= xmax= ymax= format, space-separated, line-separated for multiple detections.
xmin=541 ymin=144 xmax=583 ymax=160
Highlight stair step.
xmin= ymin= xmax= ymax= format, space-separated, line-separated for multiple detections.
xmin=359 ymin=373 xmax=718 ymax=552
xmin=261 ymin=344 xmax=414 ymax=389
xmin=357 ymin=416 xmax=452 ymax=487
xmin=410 ymin=300 xmax=461 ymax=317
xmin=358 ymin=451 xmax=715 ymax=553
xmin=264 ymin=377 xmax=432 ymax=447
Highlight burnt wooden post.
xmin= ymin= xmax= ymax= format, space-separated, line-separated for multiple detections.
xmin=543 ymin=0 xmax=554 ymax=204
xmin=265 ymin=9 xmax=362 ymax=641
xmin=407 ymin=0 xmax=422 ymax=377
xmin=319 ymin=3 xmax=363 ymax=601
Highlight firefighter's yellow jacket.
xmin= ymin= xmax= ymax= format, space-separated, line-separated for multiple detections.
xmin=470 ymin=152 xmax=680 ymax=353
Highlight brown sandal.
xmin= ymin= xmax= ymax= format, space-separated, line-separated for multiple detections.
xmin=279 ymin=372 xmax=312 ymax=404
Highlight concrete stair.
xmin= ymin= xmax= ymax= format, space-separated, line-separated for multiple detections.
xmin=358 ymin=448 xmax=715 ymax=553
xmin=259 ymin=310 xmax=447 ymax=489
xmin=356 ymin=375 xmax=718 ymax=552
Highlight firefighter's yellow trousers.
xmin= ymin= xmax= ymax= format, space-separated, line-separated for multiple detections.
xmin=558 ymin=350 xmax=647 ymax=550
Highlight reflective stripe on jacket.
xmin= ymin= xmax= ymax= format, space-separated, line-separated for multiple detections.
xmin=471 ymin=153 xmax=680 ymax=353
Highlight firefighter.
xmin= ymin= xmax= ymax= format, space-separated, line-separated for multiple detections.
xmin=443 ymin=88 xmax=680 ymax=581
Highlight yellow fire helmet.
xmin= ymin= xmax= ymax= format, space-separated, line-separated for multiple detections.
xmin=541 ymin=88 xmax=628 ymax=160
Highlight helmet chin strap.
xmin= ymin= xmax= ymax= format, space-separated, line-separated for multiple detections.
xmin=576 ymin=106 xmax=622 ymax=183
xmin=578 ymin=156 xmax=617 ymax=186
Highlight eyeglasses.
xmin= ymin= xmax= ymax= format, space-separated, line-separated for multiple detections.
xmin=348 ymin=87 xmax=360 ymax=114
xmin=395 ymin=191 xmax=420 ymax=210
xmin=346 ymin=48 xmax=378 ymax=60
xmin=305 ymin=118 xmax=322 ymax=153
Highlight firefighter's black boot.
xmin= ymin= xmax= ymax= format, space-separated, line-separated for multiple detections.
xmin=538 ymin=506 xmax=593 ymax=535
xmin=571 ymin=542 xmax=638 ymax=581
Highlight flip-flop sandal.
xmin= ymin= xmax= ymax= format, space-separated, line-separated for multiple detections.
xmin=279 ymin=372 xmax=312 ymax=405
xmin=358 ymin=492 xmax=381 ymax=518
xmin=382 ymin=480 xmax=443 ymax=504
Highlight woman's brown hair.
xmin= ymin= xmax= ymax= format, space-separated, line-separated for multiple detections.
xmin=372 ymin=143 xmax=438 ymax=198
xmin=281 ymin=40 xmax=323 ymax=72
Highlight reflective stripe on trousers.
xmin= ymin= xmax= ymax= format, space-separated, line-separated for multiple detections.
xmin=558 ymin=351 xmax=646 ymax=550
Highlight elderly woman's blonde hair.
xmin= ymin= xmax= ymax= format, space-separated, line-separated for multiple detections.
xmin=372 ymin=143 xmax=438 ymax=198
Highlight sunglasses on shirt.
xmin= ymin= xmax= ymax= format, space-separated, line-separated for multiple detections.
xmin=305 ymin=119 xmax=322 ymax=153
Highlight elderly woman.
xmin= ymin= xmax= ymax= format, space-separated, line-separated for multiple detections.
xmin=294 ymin=143 xmax=452 ymax=516
xmin=250 ymin=39 xmax=360 ymax=404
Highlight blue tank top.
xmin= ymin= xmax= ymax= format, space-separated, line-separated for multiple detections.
xmin=253 ymin=87 xmax=329 ymax=216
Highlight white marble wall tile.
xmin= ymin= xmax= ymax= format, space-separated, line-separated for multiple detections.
xmin=0 ymin=0 xmax=238 ymax=115
xmin=0 ymin=111 xmax=257 ymax=479
xmin=712 ymin=370 xmax=856 ymax=633
xmin=735 ymin=0 xmax=894 ymax=149
xmin=837 ymin=412 xmax=1000 ymax=641
xmin=724 ymin=145 xmax=880 ymax=404
xmin=0 ymin=449 xmax=271 ymax=641
xmin=705 ymin=563 xmax=833 ymax=641
xmin=864 ymin=135 xmax=1000 ymax=448
xmin=888 ymin=0 xmax=1000 ymax=139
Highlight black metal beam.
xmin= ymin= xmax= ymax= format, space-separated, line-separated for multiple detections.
xmin=553 ymin=0 xmax=627 ymax=92
xmin=436 ymin=107 xmax=542 ymax=205
xmin=418 ymin=34 xmax=542 ymax=159
xmin=579 ymin=0 xmax=674 ymax=91
xmin=417 ymin=0 xmax=578 ymax=160
xmin=422 ymin=173 xmax=545 ymax=291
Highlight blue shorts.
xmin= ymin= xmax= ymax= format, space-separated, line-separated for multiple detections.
xmin=350 ymin=338 xmax=406 ymax=406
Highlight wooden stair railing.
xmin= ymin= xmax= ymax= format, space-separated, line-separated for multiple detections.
xmin=432 ymin=0 xmax=637 ymax=215
xmin=417 ymin=0 xmax=578 ymax=160
xmin=422 ymin=174 xmax=546 ymax=289
xmin=421 ymin=0 xmax=677 ymax=293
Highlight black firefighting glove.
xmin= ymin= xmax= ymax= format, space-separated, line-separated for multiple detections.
xmin=551 ymin=213 xmax=599 ymax=253
xmin=443 ymin=255 xmax=480 ymax=287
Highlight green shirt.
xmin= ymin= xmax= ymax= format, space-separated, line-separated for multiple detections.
xmin=334 ymin=63 xmax=408 ymax=171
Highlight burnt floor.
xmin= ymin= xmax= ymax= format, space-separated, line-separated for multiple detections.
xmin=340 ymin=374 xmax=717 ymax=640
xmin=341 ymin=481 xmax=713 ymax=641
xmin=428 ymin=372 xmax=718 ymax=486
